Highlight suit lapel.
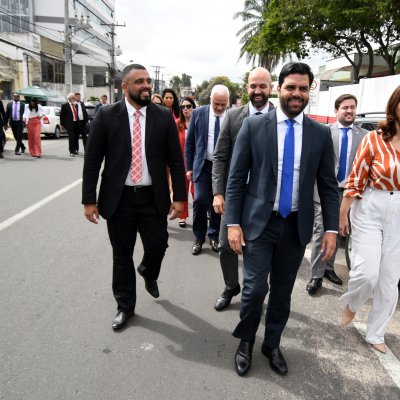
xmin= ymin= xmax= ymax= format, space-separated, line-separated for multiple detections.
xmin=300 ymin=116 xmax=313 ymax=185
xmin=350 ymin=125 xmax=362 ymax=161
xmin=145 ymin=103 xmax=156 ymax=153
xmin=267 ymin=110 xmax=278 ymax=180
xmin=330 ymin=124 xmax=340 ymax=163
xmin=117 ymin=100 xmax=132 ymax=149
xmin=202 ymin=105 xmax=210 ymax=146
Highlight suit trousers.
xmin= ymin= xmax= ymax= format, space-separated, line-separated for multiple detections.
xmin=10 ymin=120 xmax=25 ymax=152
xmin=68 ymin=122 xmax=80 ymax=153
xmin=340 ymin=188 xmax=400 ymax=345
xmin=218 ymin=211 xmax=239 ymax=289
xmin=310 ymin=191 xmax=343 ymax=278
xmin=193 ymin=160 xmax=221 ymax=241
xmin=106 ymin=187 xmax=169 ymax=312
xmin=233 ymin=212 xmax=306 ymax=348
xmin=77 ymin=120 xmax=88 ymax=149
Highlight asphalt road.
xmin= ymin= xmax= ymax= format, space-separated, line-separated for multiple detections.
xmin=1 ymin=137 xmax=400 ymax=400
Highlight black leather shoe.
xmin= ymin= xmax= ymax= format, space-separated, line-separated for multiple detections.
xmin=21 ymin=148 xmax=25 ymax=154
xmin=112 ymin=310 xmax=134 ymax=331
xmin=15 ymin=151 xmax=21 ymax=155
xmin=261 ymin=344 xmax=288 ymax=375
xmin=0 ymin=153 xmax=4 ymax=159
xmin=209 ymin=238 xmax=219 ymax=252
xmin=137 ymin=265 xmax=159 ymax=298
xmin=214 ymin=285 xmax=240 ymax=311
xmin=192 ymin=239 xmax=205 ymax=255
xmin=306 ymin=278 xmax=322 ymax=294
xmin=324 ymin=270 xmax=342 ymax=285
xmin=235 ymin=340 xmax=254 ymax=376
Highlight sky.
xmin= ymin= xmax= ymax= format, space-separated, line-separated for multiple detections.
xmin=114 ymin=0 xmax=326 ymax=88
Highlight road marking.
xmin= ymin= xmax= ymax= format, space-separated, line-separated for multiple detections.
xmin=0 ymin=178 xmax=82 ymax=233
xmin=353 ymin=322 xmax=400 ymax=389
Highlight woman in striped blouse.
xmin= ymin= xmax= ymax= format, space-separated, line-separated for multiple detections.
xmin=339 ymin=86 xmax=400 ymax=354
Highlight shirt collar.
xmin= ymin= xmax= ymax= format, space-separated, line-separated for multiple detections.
xmin=125 ymin=97 xmax=147 ymax=117
xmin=249 ymin=102 xmax=270 ymax=116
xmin=337 ymin=122 xmax=353 ymax=130
xmin=276 ymin=106 xmax=303 ymax=125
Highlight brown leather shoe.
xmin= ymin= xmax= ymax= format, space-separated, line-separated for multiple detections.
xmin=192 ymin=239 xmax=205 ymax=255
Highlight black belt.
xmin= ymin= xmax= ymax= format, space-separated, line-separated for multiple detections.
xmin=124 ymin=185 xmax=152 ymax=192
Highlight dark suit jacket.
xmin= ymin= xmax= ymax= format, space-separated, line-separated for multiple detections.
xmin=6 ymin=101 xmax=25 ymax=124
xmin=212 ymin=102 xmax=274 ymax=196
xmin=185 ymin=105 xmax=210 ymax=182
xmin=225 ymin=109 xmax=339 ymax=246
xmin=0 ymin=100 xmax=6 ymax=130
xmin=82 ymin=100 xmax=187 ymax=219
xmin=60 ymin=102 xmax=77 ymax=131
xmin=77 ymin=101 xmax=89 ymax=123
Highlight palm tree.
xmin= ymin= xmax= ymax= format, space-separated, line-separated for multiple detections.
xmin=234 ymin=0 xmax=287 ymax=71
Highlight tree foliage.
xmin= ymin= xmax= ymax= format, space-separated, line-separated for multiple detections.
xmin=235 ymin=0 xmax=400 ymax=81
xmin=196 ymin=76 xmax=240 ymax=106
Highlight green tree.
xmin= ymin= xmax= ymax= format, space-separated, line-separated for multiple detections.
xmin=234 ymin=0 xmax=290 ymax=71
xmin=181 ymin=73 xmax=192 ymax=87
xmin=197 ymin=76 xmax=240 ymax=106
xmin=169 ymin=75 xmax=181 ymax=95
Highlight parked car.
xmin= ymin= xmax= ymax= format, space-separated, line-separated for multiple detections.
xmin=23 ymin=106 xmax=68 ymax=139
xmin=354 ymin=112 xmax=385 ymax=132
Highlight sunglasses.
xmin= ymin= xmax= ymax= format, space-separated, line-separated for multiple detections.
xmin=180 ymin=104 xmax=193 ymax=110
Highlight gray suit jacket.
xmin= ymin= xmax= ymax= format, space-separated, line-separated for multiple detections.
xmin=212 ymin=102 xmax=274 ymax=196
xmin=314 ymin=123 xmax=368 ymax=202
xmin=225 ymin=109 xmax=339 ymax=246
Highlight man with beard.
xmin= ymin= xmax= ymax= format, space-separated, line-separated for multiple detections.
xmin=82 ymin=64 xmax=186 ymax=331
xmin=306 ymin=94 xmax=367 ymax=295
xmin=212 ymin=67 xmax=274 ymax=311
xmin=225 ymin=62 xmax=339 ymax=376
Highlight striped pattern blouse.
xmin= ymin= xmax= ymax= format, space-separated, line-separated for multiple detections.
xmin=344 ymin=130 xmax=400 ymax=197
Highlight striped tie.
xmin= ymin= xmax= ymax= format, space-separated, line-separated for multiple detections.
xmin=131 ymin=110 xmax=142 ymax=184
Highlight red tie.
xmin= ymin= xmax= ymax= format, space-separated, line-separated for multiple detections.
xmin=131 ymin=110 xmax=142 ymax=183
xmin=71 ymin=103 xmax=78 ymax=121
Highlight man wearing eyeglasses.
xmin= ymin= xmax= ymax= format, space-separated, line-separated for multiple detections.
xmin=212 ymin=68 xmax=274 ymax=311
xmin=185 ymin=85 xmax=230 ymax=255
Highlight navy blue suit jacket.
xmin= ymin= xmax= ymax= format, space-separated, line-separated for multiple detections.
xmin=225 ymin=109 xmax=339 ymax=246
xmin=185 ymin=105 xmax=211 ymax=182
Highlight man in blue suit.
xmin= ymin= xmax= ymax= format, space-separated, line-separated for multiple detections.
xmin=225 ymin=62 xmax=339 ymax=377
xmin=185 ymin=85 xmax=229 ymax=255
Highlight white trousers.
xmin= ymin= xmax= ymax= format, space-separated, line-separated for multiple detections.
xmin=340 ymin=188 xmax=400 ymax=344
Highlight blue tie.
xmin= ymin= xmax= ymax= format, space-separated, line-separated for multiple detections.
xmin=214 ymin=116 xmax=220 ymax=148
xmin=279 ymin=119 xmax=295 ymax=218
xmin=337 ymin=127 xmax=350 ymax=182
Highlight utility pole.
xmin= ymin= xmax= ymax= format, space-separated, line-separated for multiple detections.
xmin=64 ymin=0 xmax=73 ymax=92
xmin=151 ymin=65 xmax=165 ymax=94
xmin=101 ymin=22 xmax=125 ymax=103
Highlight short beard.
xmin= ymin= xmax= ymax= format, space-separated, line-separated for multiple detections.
xmin=127 ymin=90 xmax=151 ymax=106
xmin=250 ymin=93 xmax=268 ymax=109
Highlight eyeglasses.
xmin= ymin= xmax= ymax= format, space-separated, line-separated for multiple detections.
xmin=180 ymin=104 xmax=193 ymax=110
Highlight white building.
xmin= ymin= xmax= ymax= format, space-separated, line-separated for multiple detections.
xmin=0 ymin=0 xmax=123 ymax=103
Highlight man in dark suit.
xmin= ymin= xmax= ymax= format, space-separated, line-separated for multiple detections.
xmin=225 ymin=62 xmax=339 ymax=376
xmin=60 ymin=93 xmax=80 ymax=156
xmin=6 ymin=93 xmax=26 ymax=155
xmin=82 ymin=63 xmax=186 ymax=331
xmin=185 ymin=85 xmax=229 ymax=255
xmin=95 ymin=94 xmax=108 ymax=113
xmin=212 ymin=67 xmax=275 ymax=311
xmin=74 ymin=92 xmax=89 ymax=150
xmin=307 ymin=94 xmax=368 ymax=295
xmin=0 ymin=97 xmax=7 ymax=158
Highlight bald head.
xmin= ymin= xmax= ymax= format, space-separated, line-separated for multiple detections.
xmin=210 ymin=84 xmax=229 ymax=116
xmin=247 ymin=67 xmax=273 ymax=110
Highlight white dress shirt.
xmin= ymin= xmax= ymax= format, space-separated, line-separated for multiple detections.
xmin=336 ymin=122 xmax=353 ymax=187
xmin=207 ymin=108 xmax=226 ymax=161
xmin=248 ymin=102 xmax=270 ymax=116
xmin=124 ymin=98 xmax=152 ymax=186
xmin=273 ymin=107 xmax=303 ymax=212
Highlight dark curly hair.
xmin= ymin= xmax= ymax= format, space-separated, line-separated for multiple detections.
xmin=162 ymin=88 xmax=180 ymax=119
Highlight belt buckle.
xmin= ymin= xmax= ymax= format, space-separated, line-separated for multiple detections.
xmin=133 ymin=185 xmax=143 ymax=192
